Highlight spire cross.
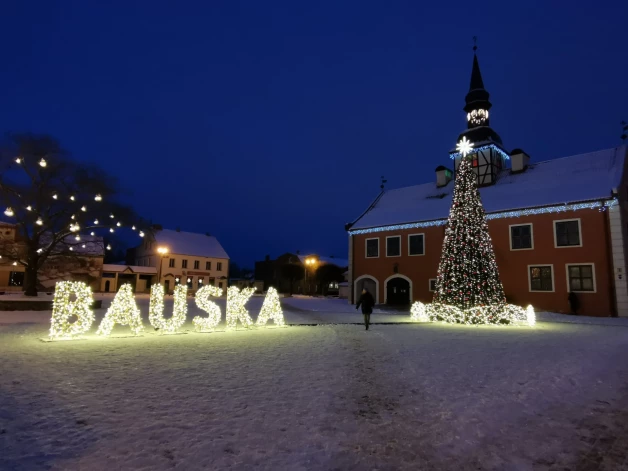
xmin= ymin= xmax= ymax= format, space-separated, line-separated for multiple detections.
xmin=472 ymin=36 xmax=477 ymax=52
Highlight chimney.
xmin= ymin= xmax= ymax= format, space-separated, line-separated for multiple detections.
xmin=205 ymin=232 xmax=211 ymax=237
xmin=176 ymin=227 xmax=181 ymax=232
xmin=265 ymin=255 xmax=270 ymax=261
xmin=510 ymin=149 xmax=530 ymax=173
xmin=435 ymin=166 xmax=453 ymax=187
xmin=152 ymin=224 xmax=163 ymax=231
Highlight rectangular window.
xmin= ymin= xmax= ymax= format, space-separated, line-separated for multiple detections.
xmin=555 ymin=220 xmax=581 ymax=247
xmin=529 ymin=265 xmax=553 ymax=292
xmin=206 ymin=261 xmax=211 ymax=270
xmin=169 ymin=258 xmax=175 ymax=268
xmin=194 ymin=260 xmax=199 ymax=269
xmin=408 ymin=234 xmax=425 ymax=256
xmin=182 ymin=259 xmax=188 ymax=269
xmin=386 ymin=236 xmax=401 ymax=257
xmin=217 ymin=262 xmax=222 ymax=271
xmin=510 ymin=224 xmax=533 ymax=250
xmin=429 ymin=279 xmax=437 ymax=292
xmin=365 ymin=238 xmax=379 ymax=258
xmin=567 ymin=264 xmax=595 ymax=292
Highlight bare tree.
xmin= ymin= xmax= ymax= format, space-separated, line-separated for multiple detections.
xmin=0 ymin=134 xmax=146 ymax=296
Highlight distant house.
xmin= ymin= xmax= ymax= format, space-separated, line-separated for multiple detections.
xmin=131 ymin=227 xmax=229 ymax=294
xmin=0 ymin=221 xmax=105 ymax=292
xmin=255 ymin=252 xmax=348 ymax=295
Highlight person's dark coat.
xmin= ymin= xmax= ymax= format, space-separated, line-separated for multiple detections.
xmin=356 ymin=291 xmax=375 ymax=315
xmin=568 ymin=292 xmax=580 ymax=315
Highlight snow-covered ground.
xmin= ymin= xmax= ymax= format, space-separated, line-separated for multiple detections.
xmin=2 ymin=296 xmax=628 ymax=470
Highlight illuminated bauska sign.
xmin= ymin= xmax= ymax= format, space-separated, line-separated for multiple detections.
xmin=48 ymin=281 xmax=285 ymax=340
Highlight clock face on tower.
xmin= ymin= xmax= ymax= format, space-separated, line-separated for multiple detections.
xmin=467 ymin=109 xmax=489 ymax=126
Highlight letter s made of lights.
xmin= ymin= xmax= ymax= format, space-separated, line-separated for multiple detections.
xmin=226 ymin=286 xmax=255 ymax=329
xmin=256 ymin=287 xmax=285 ymax=327
xmin=149 ymin=284 xmax=188 ymax=333
xmin=193 ymin=285 xmax=223 ymax=331
xmin=96 ymin=284 xmax=143 ymax=336
xmin=49 ymin=281 xmax=95 ymax=339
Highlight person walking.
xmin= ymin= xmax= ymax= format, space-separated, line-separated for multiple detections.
xmin=568 ymin=292 xmax=580 ymax=315
xmin=356 ymin=288 xmax=375 ymax=330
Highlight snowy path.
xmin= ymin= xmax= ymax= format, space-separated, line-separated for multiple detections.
xmin=2 ymin=299 xmax=628 ymax=469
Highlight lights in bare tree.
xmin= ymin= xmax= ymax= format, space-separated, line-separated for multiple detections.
xmin=116 ymin=221 xmax=121 ymax=227
xmin=35 ymin=217 xmax=43 ymax=226
xmin=70 ymin=195 xmax=75 ymax=201
xmin=4 ymin=207 xmax=14 ymax=217
xmin=94 ymin=194 xmax=102 ymax=202
xmin=52 ymin=193 xmax=58 ymax=199
xmin=106 ymin=244 xmax=111 ymax=250
xmin=139 ymin=231 xmax=145 ymax=237
xmin=26 ymin=205 xmax=32 ymax=211
xmin=94 ymin=219 xmax=99 ymax=225
xmin=14 ymin=157 xmax=22 ymax=164
xmin=39 ymin=158 xmax=47 ymax=168
xmin=81 ymin=206 xmax=87 ymax=212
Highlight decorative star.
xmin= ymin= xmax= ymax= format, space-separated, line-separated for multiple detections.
xmin=456 ymin=136 xmax=474 ymax=157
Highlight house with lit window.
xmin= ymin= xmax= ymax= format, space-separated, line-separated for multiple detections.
xmin=345 ymin=51 xmax=628 ymax=317
xmin=131 ymin=227 xmax=230 ymax=294
xmin=0 ymin=221 xmax=105 ymax=292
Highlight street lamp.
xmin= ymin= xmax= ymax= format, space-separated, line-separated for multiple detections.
xmin=304 ymin=257 xmax=318 ymax=295
xmin=157 ymin=246 xmax=169 ymax=286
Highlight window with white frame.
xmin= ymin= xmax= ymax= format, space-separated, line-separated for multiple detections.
xmin=429 ymin=279 xmax=437 ymax=292
xmin=567 ymin=264 xmax=595 ymax=292
xmin=555 ymin=220 xmax=581 ymax=247
xmin=386 ymin=236 xmax=401 ymax=257
xmin=529 ymin=265 xmax=553 ymax=291
xmin=408 ymin=234 xmax=425 ymax=256
xmin=366 ymin=238 xmax=379 ymax=258
xmin=510 ymin=224 xmax=533 ymax=250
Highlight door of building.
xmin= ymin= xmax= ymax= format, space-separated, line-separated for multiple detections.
xmin=387 ymin=277 xmax=410 ymax=305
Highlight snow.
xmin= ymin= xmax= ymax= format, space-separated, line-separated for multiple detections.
xmin=2 ymin=297 xmax=628 ymax=470
xmin=350 ymin=145 xmax=626 ymax=230
xmin=152 ymin=229 xmax=229 ymax=259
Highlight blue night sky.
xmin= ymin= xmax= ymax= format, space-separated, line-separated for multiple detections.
xmin=2 ymin=1 xmax=627 ymax=267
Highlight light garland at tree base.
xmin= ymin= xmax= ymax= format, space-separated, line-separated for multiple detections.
xmin=411 ymin=301 xmax=536 ymax=327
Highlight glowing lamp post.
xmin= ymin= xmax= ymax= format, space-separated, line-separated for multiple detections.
xmin=157 ymin=246 xmax=169 ymax=287
xmin=304 ymin=257 xmax=318 ymax=295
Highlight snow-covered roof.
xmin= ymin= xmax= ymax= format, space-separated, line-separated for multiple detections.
xmin=102 ymin=264 xmax=157 ymax=274
xmin=153 ymin=229 xmax=229 ymax=259
xmin=350 ymin=146 xmax=626 ymax=230
xmin=298 ymin=254 xmax=349 ymax=268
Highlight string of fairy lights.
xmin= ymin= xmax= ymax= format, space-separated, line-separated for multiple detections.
xmin=47 ymin=282 xmax=286 ymax=340
xmin=2 ymin=154 xmax=147 ymax=264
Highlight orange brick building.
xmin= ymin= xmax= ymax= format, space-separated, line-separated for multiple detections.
xmin=346 ymin=52 xmax=628 ymax=317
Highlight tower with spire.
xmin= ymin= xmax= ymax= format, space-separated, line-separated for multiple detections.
xmin=450 ymin=42 xmax=509 ymax=186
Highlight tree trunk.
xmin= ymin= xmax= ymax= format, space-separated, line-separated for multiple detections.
xmin=23 ymin=263 xmax=39 ymax=297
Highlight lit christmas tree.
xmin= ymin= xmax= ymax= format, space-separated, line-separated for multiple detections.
xmin=429 ymin=137 xmax=512 ymax=324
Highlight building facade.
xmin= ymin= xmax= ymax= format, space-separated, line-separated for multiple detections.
xmin=346 ymin=52 xmax=628 ymax=317
xmin=132 ymin=228 xmax=230 ymax=294
xmin=0 ymin=222 xmax=105 ymax=292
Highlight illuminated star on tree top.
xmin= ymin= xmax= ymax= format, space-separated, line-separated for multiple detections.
xmin=456 ymin=136 xmax=474 ymax=157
